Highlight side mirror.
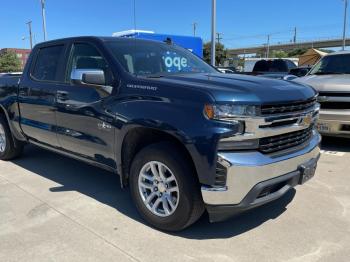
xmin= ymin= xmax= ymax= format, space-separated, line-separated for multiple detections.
xmin=71 ymin=69 xmax=112 ymax=96
xmin=71 ymin=69 xmax=105 ymax=85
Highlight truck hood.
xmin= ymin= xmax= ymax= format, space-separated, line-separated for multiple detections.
xmin=154 ymin=73 xmax=316 ymax=104
xmin=294 ymin=74 xmax=350 ymax=92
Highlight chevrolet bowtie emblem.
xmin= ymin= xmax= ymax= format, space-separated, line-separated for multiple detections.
xmin=300 ymin=114 xmax=313 ymax=127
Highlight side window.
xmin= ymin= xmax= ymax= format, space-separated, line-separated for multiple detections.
xmin=68 ymin=43 xmax=113 ymax=85
xmin=287 ymin=60 xmax=297 ymax=70
xmin=32 ymin=45 xmax=64 ymax=81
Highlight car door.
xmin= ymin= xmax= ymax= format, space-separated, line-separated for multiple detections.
xmin=18 ymin=44 xmax=67 ymax=148
xmin=55 ymin=42 xmax=116 ymax=168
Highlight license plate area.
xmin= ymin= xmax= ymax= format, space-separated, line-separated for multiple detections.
xmin=298 ymin=158 xmax=317 ymax=184
xmin=317 ymin=123 xmax=330 ymax=132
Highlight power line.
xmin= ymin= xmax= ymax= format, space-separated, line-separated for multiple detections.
xmin=26 ymin=21 xmax=33 ymax=49
xmin=216 ymin=32 xmax=223 ymax=44
xmin=192 ymin=22 xmax=197 ymax=36
xmin=223 ymin=23 xmax=344 ymax=42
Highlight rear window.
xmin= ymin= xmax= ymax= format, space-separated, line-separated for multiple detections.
xmin=253 ymin=59 xmax=292 ymax=72
xmin=32 ymin=45 xmax=64 ymax=81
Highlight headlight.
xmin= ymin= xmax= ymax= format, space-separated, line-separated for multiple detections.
xmin=204 ymin=104 xmax=257 ymax=120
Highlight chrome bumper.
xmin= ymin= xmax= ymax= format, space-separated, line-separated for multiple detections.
xmin=201 ymin=131 xmax=321 ymax=206
xmin=318 ymin=109 xmax=350 ymax=137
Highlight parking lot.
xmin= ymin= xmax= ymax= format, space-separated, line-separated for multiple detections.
xmin=0 ymin=137 xmax=349 ymax=262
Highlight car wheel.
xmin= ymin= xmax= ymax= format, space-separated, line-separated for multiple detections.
xmin=129 ymin=142 xmax=204 ymax=231
xmin=0 ymin=115 xmax=24 ymax=160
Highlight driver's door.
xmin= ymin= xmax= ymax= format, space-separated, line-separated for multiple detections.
xmin=55 ymin=42 xmax=116 ymax=167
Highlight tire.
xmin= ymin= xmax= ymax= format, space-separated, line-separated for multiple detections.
xmin=129 ymin=142 xmax=205 ymax=231
xmin=0 ymin=115 xmax=24 ymax=160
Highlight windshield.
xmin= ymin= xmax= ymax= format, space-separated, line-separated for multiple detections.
xmin=106 ymin=40 xmax=217 ymax=77
xmin=309 ymin=54 xmax=350 ymax=75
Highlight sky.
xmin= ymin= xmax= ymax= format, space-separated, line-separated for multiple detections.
xmin=0 ymin=0 xmax=347 ymax=49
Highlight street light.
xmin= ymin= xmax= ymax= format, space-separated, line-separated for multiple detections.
xmin=211 ymin=0 xmax=216 ymax=66
xmin=40 ymin=0 xmax=48 ymax=41
xmin=343 ymin=0 xmax=348 ymax=50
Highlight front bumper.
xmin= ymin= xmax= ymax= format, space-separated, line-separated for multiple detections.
xmin=201 ymin=131 xmax=321 ymax=222
xmin=317 ymin=109 xmax=350 ymax=138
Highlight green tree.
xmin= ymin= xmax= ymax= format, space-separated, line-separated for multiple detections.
xmin=0 ymin=50 xmax=22 ymax=73
xmin=287 ymin=48 xmax=308 ymax=57
xmin=270 ymin=50 xmax=288 ymax=58
xmin=203 ymin=42 xmax=227 ymax=65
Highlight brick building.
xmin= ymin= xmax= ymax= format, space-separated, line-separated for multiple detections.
xmin=0 ymin=48 xmax=31 ymax=70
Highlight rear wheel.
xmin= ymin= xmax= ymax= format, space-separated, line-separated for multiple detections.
xmin=0 ymin=115 xmax=24 ymax=160
xmin=129 ymin=142 xmax=204 ymax=231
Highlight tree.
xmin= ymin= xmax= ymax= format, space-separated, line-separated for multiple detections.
xmin=270 ymin=50 xmax=288 ymax=58
xmin=0 ymin=50 xmax=22 ymax=73
xmin=203 ymin=42 xmax=227 ymax=65
xmin=287 ymin=48 xmax=308 ymax=57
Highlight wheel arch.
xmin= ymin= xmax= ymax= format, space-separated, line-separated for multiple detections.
xmin=0 ymin=104 xmax=26 ymax=146
xmin=118 ymin=127 xmax=198 ymax=187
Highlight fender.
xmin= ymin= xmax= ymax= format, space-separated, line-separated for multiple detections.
xmin=0 ymin=102 xmax=27 ymax=143
xmin=108 ymin=96 xmax=226 ymax=187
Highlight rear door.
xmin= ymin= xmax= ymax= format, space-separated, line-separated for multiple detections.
xmin=18 ymin=44 xmax=67 ymax=147
xmin=54 ymin=42 xmax=116 ymax=167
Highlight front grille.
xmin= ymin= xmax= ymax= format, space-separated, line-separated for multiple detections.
xmin=318 ymin=92 xmax=350 ymax=97
xmin=214 ymin=162 xmax=227 ymax=186
xmin=320 ymin=102 xmax=350 ymax=110
xmin=261 ymin=98 xmax=317 ymax=115
xmin=259 ymin=126 xmax=313 ymax=154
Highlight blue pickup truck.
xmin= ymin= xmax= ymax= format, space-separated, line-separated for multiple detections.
xmin=0 ymin=37 xmax=321 ymax=231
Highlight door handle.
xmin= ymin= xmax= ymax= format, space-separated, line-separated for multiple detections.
xmin=56 ymin=91 xmax=69 ymax=102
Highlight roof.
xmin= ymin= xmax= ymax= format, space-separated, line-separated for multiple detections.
xmin=33 ymin=36 xmax=164 ymax=48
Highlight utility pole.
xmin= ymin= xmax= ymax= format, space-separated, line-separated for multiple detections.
xmin=216 ymin=32 xmax=223 ymax=44
xmin=41 ymin=0 xmax=48 ymax=41
xmin=211 ymin=0 xmax=216 ymax=66
xmin=343 ymin=0 xmax=348 ymax=50
xmin=266 ymin=34 xmax=270 ymax=58
xmin=293 ymin=27 xmax=297 ymax=43
xmin=26 ymin=21 xmax=33 ymax=49
xmin=192 ymin=22 xmax=197 ymax=36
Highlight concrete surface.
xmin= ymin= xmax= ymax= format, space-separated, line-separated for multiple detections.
xmin=0 ymin=137 xmax=349 ymax=262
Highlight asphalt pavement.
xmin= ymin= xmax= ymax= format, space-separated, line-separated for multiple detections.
xmin=0 ymin=137 xmax=349 ymax=262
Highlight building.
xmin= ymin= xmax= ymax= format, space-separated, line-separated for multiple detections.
xmin=0 ymin=48 xmax=31 ymax=70
xmin=112 ymin=30 xmax=203 ymax=58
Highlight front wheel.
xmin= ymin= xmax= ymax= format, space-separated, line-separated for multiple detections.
xmin=129 ymin=142 xmax=204 ymax=231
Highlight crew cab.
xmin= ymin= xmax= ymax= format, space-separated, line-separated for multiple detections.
xmin=295 ymin=51 xmax=350 ymax=138
xmin=0 ymin=37 xmax=321 ymax=231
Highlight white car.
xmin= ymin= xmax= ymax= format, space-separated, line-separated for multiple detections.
xmin=294 ymin=51 xmax=350 ymax=138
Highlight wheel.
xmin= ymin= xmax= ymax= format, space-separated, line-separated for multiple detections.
xmin=129 ymin=142 xmax=205 ymax=231
xmin=0 ymin=115 xmax=24 ymax=160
